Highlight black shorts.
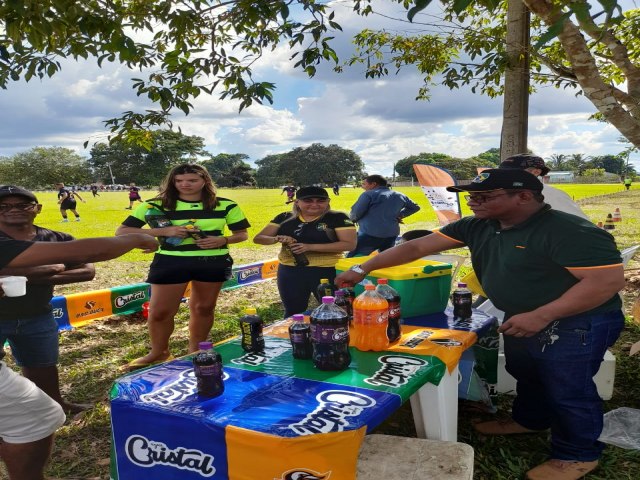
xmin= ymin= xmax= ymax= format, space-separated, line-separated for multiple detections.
xmin=60 ymin=200 xmax=77 ymax=210
xmin=147 ymin=254 xmax=233 ymax=284
xmin=129 ymin=194 xmax=141 ymax=201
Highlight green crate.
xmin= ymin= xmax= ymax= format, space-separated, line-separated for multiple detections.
xmin=336 ymin=256 xmax=452 ymax=318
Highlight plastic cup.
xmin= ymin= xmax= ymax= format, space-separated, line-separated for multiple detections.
xmin=0 ymin=276 xmax=28 ymax=297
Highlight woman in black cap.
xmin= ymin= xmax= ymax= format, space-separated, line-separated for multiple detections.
xmin=253 ymin=186 xmax=356 ymax=317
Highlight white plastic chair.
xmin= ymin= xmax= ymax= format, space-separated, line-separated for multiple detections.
xmin=621 ymin=245 xmax=639 ymax=267
xmin=422 ymin=254 xmax=467 ymax=288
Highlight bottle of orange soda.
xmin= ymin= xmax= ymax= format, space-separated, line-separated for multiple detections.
xmin=352 ymin=284 xmax=389 ymax=351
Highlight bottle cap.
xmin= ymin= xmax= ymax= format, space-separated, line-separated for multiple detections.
xmin=321 ymin=296 xmax=335 ymax=303
xmin=364 ymin=284 xmax=375 ymax=290
xmin=198 ymin=341 xmax=213 ymax=350
xmin=245 ymin=307 xmax=257 ymax=315
xmin=377 ymin=278 xmax=388 ymax=284
xmin=320 ymin=278 xmax=329 ymax=283
xmin=457 ymin=283 xmax=467 ymax=288
xmin=292 ymin=314 xmax=305 ymax=321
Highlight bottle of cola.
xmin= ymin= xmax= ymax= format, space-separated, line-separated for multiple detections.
xmin=316 ymin=278 xmax=335 ymax=299
xmin=287 ymin=245 xmax=309 ymax=266
xmin=334 ymin=289 xmax=353 ymax=324
xmin=452 ymin=282 xmax=473 ymax=320
xmin=289 ymin=313 xmax=312 ymax=359
xmin=376 ymin=278 xmax=402 ymax=342
xmin=310 ymin=296 xmax=351 ymax=371
xmin=193 ymin=341 xmax=224 ymax=398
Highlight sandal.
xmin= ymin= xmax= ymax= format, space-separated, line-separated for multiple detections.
xmin=125 ymin=355 xmax=175 ymax=372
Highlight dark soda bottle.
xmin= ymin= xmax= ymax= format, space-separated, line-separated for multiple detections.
xmin=193 ymin=341 xmax=224 ymax=398
xmin=310 ymin=296 xmax=351 ymax=371
xmin=239 ymin=307 xmax=265 ymax=353
xmin=334 ymin=289 xmax=353 ymax=324
xmin=287 ymin=245 xmax=309 ymax=266
xmin=316 ymin=278 xmax=335 ymax=299
xmin=376 ymin=278 xmax=402 ymax=342
xmin=144 ymin=205 xmax=182 ymax=246
xmin=452 ymin=282 xmax=473 ymax=319
xmin=289 ymin=313 xmax=312 ymax=359
xmin=342 ymin=287 xmax=356 ymax=311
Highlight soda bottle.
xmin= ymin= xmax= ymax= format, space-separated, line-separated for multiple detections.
xmin=193 ymin=341 xmax=224 ymax=398
xmin=309 ymin=296 xmax=351 ymax=370
xmin=287 ymin=245 xmax=309 ymax=266
xmin=144 ymin=205 xmax=182 ymax=246
xmin=316 ymin=278 xmax=335 ymax=298
xmin=376 ymin=279 xmax=402 ymax=342
xmin=342 ymin=287 xmax=357 ymax=311
xmin=334 ymin=289 xmax=353 ymax=324
xmin=352 ymin=284 xmax=389 ymax=351
xmin=289 ymin=313 xmax=312 ymax=359
xmin=452 ymin=282 xmax=473 ymax=319
xmin=239 ymin=307 xmax=265 ymax=353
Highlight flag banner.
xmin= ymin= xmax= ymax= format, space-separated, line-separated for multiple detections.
xmin=413 ymin=164 xmax=461 ymax=225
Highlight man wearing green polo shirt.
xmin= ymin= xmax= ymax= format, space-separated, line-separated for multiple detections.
xmin=335 ymin=169 xmax=625 ymax=480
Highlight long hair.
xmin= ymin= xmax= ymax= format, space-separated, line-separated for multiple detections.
xmin=155 ymin=163 xmax=217 ymax=210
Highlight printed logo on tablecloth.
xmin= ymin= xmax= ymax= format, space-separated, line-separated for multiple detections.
xmin=52 ymin=307 xmax=63 ymax=319
xmin=275 ymin=469 xmax=331 ymax=479
xmin=139 ymin=369 xmax=229 ymax=406
xmin=400 ymin=329 xmax=434 ymax=348
xmin=288 ymin=390 xmax=376 ymax=435
xmin=364 ymin=355 xmax=429 ymax=388
xmin=125 ymin=434 xmax=216 ymax=477
xmin=230 ymin=343 xmax=289 ymax=366
xmin=430 ymin=338 xmax=463 ymax=347
xmin=238 ymin=265 xmax=262 ymax=283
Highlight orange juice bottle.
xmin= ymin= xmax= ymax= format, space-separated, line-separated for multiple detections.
xmin=352 ymin=284 xmax=389 ymax=351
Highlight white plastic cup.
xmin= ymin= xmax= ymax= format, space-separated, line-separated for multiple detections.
xmin=0 ymin=276 xmax=28 ymax=297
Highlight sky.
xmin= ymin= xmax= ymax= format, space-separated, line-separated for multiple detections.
xmin=1 ymin=2 xmax=638 ymax=177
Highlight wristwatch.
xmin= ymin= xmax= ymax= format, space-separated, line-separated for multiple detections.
xmin=349 ymin=264 xmax=367 ymax=276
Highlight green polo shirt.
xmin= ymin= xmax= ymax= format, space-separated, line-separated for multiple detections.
xmin=122 ymin=198 xmax=250 ymax=257
xmin=438 ymin=205 xmax=622 ymax=316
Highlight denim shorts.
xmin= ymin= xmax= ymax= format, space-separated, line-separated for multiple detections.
xmin=0 ymin=312 xmax=59 ymax=368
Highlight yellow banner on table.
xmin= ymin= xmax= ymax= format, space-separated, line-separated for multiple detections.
xmin=226 ymin=425 xmax=366 ymax=480
xmin=65 ymin=289 xmax=114 ymax=328
xmin=389 ymin=326 xmax=477 ymax=373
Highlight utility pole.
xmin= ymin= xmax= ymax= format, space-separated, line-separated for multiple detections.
xmin=500 ymin=0 xmax=530 ymax=161
xmin=107 ymin=163 xmax=116 ymax=184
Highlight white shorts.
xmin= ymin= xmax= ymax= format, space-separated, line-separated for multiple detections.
xmin=0 ymin=361 xmax=66 ymax=443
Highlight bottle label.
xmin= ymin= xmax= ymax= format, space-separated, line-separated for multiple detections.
xmin=310 ymin=324 xmax=349 ymax=343
xmin=194 ymin=364 xmax=221 ymax=376
xmin=388 ymin=301 xmax=401 ymax=319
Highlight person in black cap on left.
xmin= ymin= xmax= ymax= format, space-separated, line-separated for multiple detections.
xmin=0 ymin=185 xmax=96 ymax=414
xmin=335 ymin=169 xmax=624 ymax=480
xmin=254 ymin=186 xmax=356 ymax=317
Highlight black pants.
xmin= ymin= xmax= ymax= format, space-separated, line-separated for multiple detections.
xmin=277 ymin=264 xmax=336 ymax=318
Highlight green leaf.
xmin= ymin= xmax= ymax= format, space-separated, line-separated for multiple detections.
xmin=407 ymin=0 xmax=433 ymax=23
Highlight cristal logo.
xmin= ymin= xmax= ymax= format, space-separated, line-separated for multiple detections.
xmin=400 ymin=330 xmax=434 ymax=349
xmin=140 ymin=370 xmax=229 ymax=406
xmin=115 ymin=291 xmax=146 ymax=308
xmin=364 ymin=355 xmax=428 ymax=387
xmin=239 ymin=266 xmax=260 ymax=281
xmin=288 ymin=390 xmax=376 ymax=435
xmin=231 ymin=344 xmax=289 ymax=366
xmin=125 ymin=435 xmax=215 ymax=477
xmin=52 ymin=308 xmax=63 ymax=319
xmin=275 ymin=468 xmax=331 ymax=479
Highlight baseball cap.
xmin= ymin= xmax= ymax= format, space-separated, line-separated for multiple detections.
xmin=0 ymin=185 xmax=38 ymax=202
xmin=499 ymin=153 xmax=550 ymax=176
xmin=296 ymin=186 xmax=330 ymax=200
xmin=446 ymin=169 xmax=543 ymax=193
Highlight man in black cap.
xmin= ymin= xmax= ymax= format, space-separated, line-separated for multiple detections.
xmin=499 ymin=153 xmax=589 ymax=220
xmin=335 ymin=169 xmax=624 ymax=480
xmin=0 ymin=185 xmax=97 ymax=414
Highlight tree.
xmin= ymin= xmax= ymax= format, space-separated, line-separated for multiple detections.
xmin=395 ymin=152 xmax=490 ymax=180
xmin=88 ymin=130 xmax=205 ymax=185
xmin=350 ymin=1 xmax=640 ymax=150
xmin=200 ymin=153 xmax=256 ymax=187
xmin=0 ymin=146 xmax=90 ymax=188
xmin=254 ymin=144 xmax=364 ymax=187
xmin=0 ymin=1 xmax=343 ymax=144
xmin=546 ymin=153 xmax=568 ymax=171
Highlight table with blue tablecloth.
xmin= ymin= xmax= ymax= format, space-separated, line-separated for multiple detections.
xmin=109 ymin=308 xmax=497 ymax=480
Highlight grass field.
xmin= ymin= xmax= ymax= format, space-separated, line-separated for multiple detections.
xmin=3 ymin=183 xmax=640 ymax=479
